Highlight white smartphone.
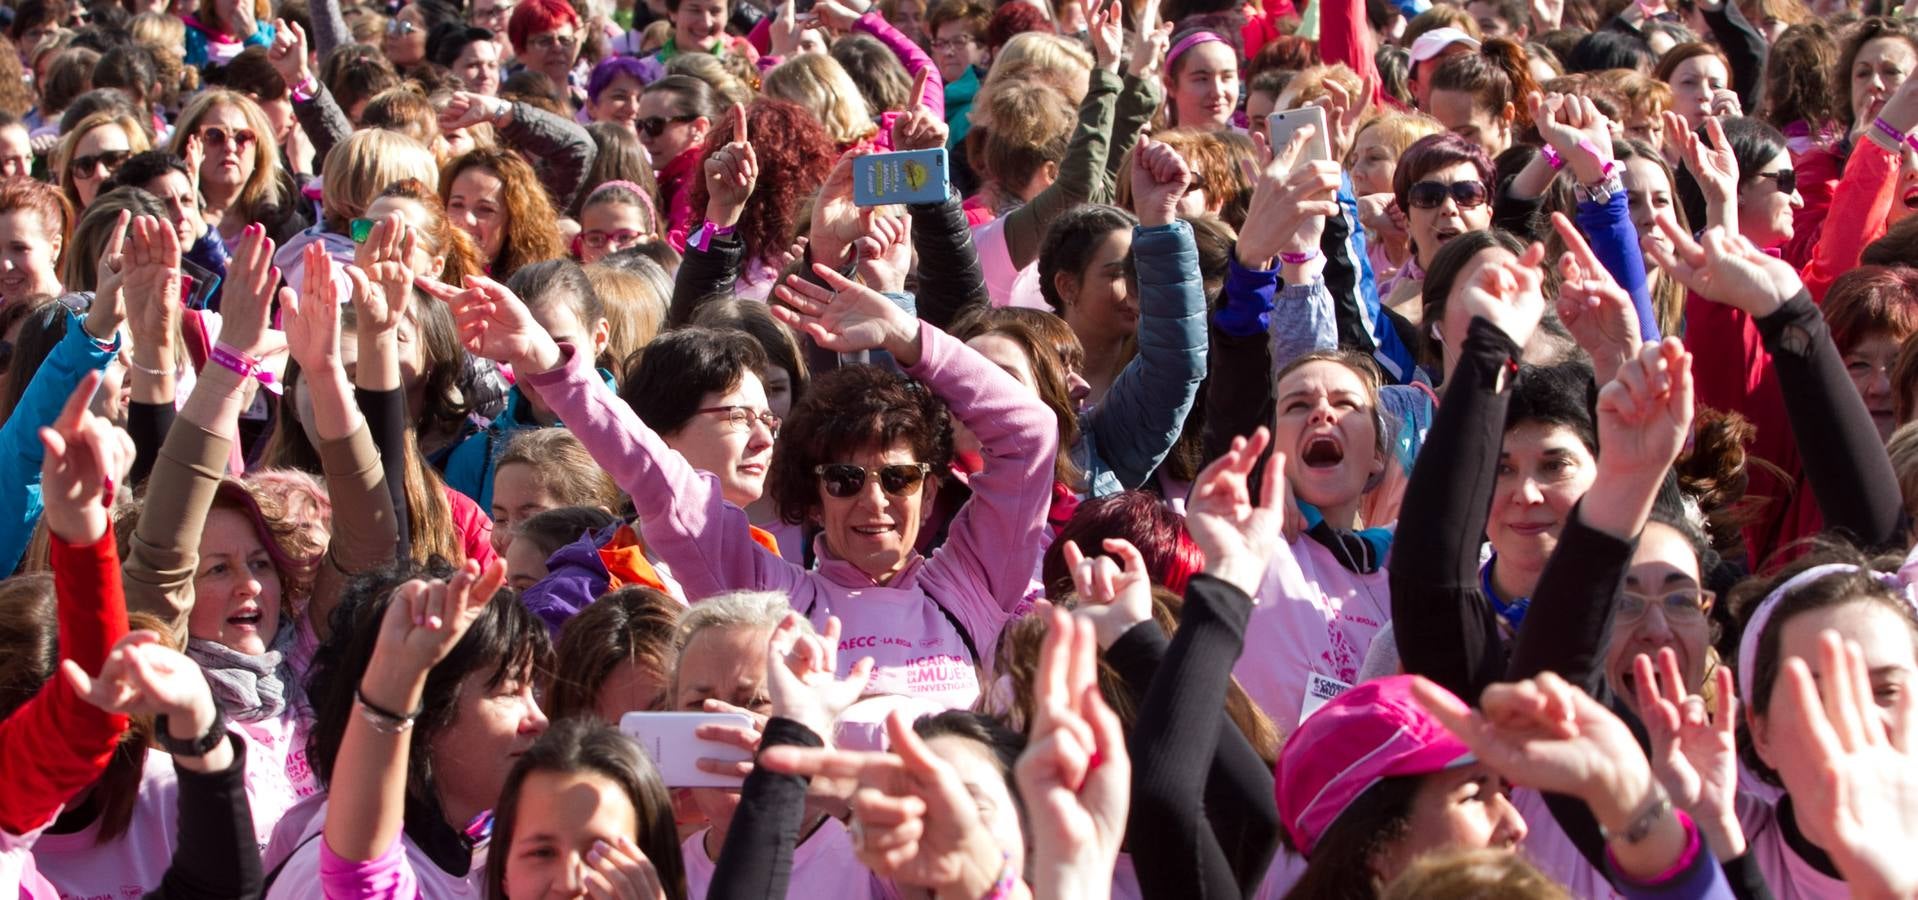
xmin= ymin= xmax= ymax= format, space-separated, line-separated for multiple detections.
xmin=618 ymin=711 xmax=754 ymax=788
xmin=1266 ymin=105 xmax=1333 ymax=169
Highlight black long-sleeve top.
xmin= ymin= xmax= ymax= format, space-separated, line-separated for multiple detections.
xmin=1128 ymin=573 xmax=1277 ymax=900
xmin=1702 ymin=0 xmax=1768 ymax=113
xmin=906 ymin=195 xmax=990 ymax=332
xmin=706 ymin=717 xmax=825 ymax=900
xmin=1388 ymin=317 xmax=1523 ymax=702
xmin=1106 ymin=620 xmax=1278 ymax=897
xmin=145 ymin=732 xmax=262 ymax=900
xmin=126 ymin=400 xmax=176 ymax=489
xmin=354 ymin=386 xmax=413 ymax=564
xmin=665 ymin=232 xmax=746 ymax=329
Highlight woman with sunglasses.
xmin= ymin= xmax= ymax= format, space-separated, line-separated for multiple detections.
xmin=382 ymin=4 xmax=426 ymax=70
xmin=1380 ymin=132 xmax=1497 ymax=335
xmin=52 ymin=109 xmax=148 ymax=214
xmin=166 ymin=90 xmax=311 ymax=246
xmin=637 ymin=75 xmax=718 ymax=251
xmin=435 ymin=258 xmax=1055 ymax=709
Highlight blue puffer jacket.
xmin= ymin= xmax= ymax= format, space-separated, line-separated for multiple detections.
xmin=441 ymin=367 xmax=617 ymax=512
xmin=1076 ymin=220 xmax=1208 ymax=497
xmin=0 ymin=308 xmax=120 ymax=575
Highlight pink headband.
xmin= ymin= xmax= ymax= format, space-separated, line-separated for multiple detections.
xmin=1735 ymin=547 xmax=1918 ymax=704
xmin=1167 ymin=31 xmax=1227 ymax=68
xmin=588 ymin=179 xmax=660 ymax=231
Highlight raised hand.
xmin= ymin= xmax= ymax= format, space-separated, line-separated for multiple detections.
xmin=1665 ymin=113 xmax=1737 ymax=229
xmin=1551 ymin=211 xmax=1640 ymax=383
xmin=85 ymin=208 xmax=131 ymax=342
xmin=810 ymin=148 xmax=871 ymax=269
xmin=1318 ymin=78 xmax=1365 ymax=164
xmin=219 ymin=224 xmax=282 ymax=360
xmin=890 ymin=71 xmax=948 ymax=152
xmin=1879 ymin=67 xmax=1918 ymax=136
xmin=1529 ymin=92 xmax=1614 ymax=186
xmin=1456 ymin=241 xmax=1549 ymax=350
xmin=1185 ymin=427 xmax=1286 ymax=598
xmin=811 ymin=0 xmax=868 ymax=31
xmin=284 ymin=242 xmax=344 ymax=375
xmin=1129 ymin=137 xmax=1193 ymax=229
xmin=581 ymin=834 xmax=670 ymax=900
xmin=350 ymin=212 xmax=415 ymax=337
xmin=759 ymin=709 xmax=1012 ymax=895
xmin=1634 ymin=652 xmax=1743 ymax=858
xmin=1414 ymin=673 xmax=1659 ymax=831
xmin=39 ymin=372 xmax=135 ymax=544
xmin=122 ymin=216 xmax=182 ymax=393
xmin=703 ymin=105 xmax=758 ymax=229
xmin=1128 ymin=0 xmax=1172 ymax=81
xmin=439 ymin=90 xmax=509 ymax=132
xmin=767 ymin=613 xmax=874 ymax=740
xmin=65 ymin=631 xmax=213 ymax=722
xmin=851 ymin=212 xmax=912 ymax=293
xmin=1085 ymin=0 xmax=1123 ymax=73
xmin=1061 ymin=538 xmax=1155 ymax=649
xmin=769 ymin=0 xmax=801 ymax=57
xmin=416 ymin=274 xmax=563 ymax=374
xmin=1767 ymin=630 xmax=1918 ymax=899
xmin=369 ymin=560 xmax=507 ymax=685
xmin=267 ymin=18 xmax=311 ymax=88
xmin=771 ymin=263 xmax=921 ymax=364
xmin=1234 ymin=128 xmax=1341 ymax=270
xmin=1596 ymin=338 xmax=1693 ymax=476
xmin=1017 ymin=607 xmax=1129 ymax=900
xmin=1642 ymin=218 xmax=1800 ymax=319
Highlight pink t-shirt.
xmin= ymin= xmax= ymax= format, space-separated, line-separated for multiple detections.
xmin=234 ymin=713 xmax=320 ymax=853
xmin=32 ymin=750 xmax=179 ymax=900
xmin=1738 ymin=793 xmax=1849 ymax=900
xmin=264 ymin=800 xmax=486 ymax=900
xmin=262 ymin=792 xmax=327 ymax=875
xmin=1513 ymin=789 xmax=1621 ymax=899
xmin=679 ymin=822 xmax=873 ymax=900
xmin=969 ymin=217 xmax=1047 ymax=311
xmin=3 ymin=824 xmax=59 ymax=900
xmin=1233 ymin=537 xmax=1393 ymax=734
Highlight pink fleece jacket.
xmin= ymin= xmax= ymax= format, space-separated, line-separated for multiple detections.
xmin=520 ymin=322 xmax=1058 ymax=709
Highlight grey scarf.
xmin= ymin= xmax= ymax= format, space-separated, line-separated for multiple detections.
xmin=186 ymin=625 xmax=294 ymax=722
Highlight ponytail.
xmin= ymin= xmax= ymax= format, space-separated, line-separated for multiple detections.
xmin=1430 ymin=37 xmax=1538 ymax=129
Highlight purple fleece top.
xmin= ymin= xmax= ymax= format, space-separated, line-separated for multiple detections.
xmin=519 ymin=322 xmax=1057 ymax=709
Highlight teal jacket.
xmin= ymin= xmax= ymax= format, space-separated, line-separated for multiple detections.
xmin=441 ymin=367 xmax=616 ymax=513
xmin=0 ymin=309 xmax=119 ymax=575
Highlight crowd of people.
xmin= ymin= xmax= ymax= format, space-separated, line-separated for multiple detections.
xmin=2 ymin=0 xmax=1918 ymax=893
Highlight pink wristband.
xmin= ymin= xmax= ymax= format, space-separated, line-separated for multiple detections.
xmin=1539 ymin=143 xmax=1565 ymax=170
xmin=209 ymin=343 xmax=282 ymax=396
xmin=1280 ymin=248 xmax=1321 ymax=265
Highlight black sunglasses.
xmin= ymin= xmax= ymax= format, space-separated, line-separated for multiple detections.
xmin=1407 ymin=179 xmax=1489 ymax=210
xmin=71 ymin=149 xmax=130 ymax=176
xmin=814 ymin=463 xmax=932 ymax=499
xmin=636 ymin=114 xmax=697 ymax=137
xmin=1755 ymin=169 xmax=1797 ymax=195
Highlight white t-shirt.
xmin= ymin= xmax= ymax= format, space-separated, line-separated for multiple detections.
xmin=233 ymin=712 xmax=320 ymax=852
xmin=679 ymin=821 xmax=874 ymax=900
xmin=32 ymin=750 xmax=180 ymax=900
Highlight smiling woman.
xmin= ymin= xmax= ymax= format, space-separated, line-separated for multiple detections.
xmin=51 ymin=110 xmax=149 ymax=214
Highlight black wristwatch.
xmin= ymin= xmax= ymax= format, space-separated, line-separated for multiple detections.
xmin=155 ymin=704 xmax=228 ymax=758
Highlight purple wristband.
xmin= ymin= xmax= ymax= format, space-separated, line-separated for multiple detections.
xmin=1539 ymin=143 xmax=1565 ymax=170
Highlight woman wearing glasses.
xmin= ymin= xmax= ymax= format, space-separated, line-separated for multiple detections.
xmin=51 ymin=109 xmax=148 ymax=213
xmin=166 ymin=90 xmax=311 ymax=245
xmin=1380 ymin=132 xmax=1497 ymax=333
xmin=507 ymin=0 xmax=585 ymax=106
xmin=437 ymin=259 xmax=1055 ymax=709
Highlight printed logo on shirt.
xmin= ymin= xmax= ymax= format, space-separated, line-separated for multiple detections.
xmin=1299 ymin=672 xmax=1354 ymax=722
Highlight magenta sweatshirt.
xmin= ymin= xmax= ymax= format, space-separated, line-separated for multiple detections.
xmin=520 ymin=322 xmax=1058 ymax=709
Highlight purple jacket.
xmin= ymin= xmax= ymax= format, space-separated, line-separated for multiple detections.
xmin=519 ymin=524 xmax=623 ymax=635
xmin=519 ymin=322 xmax=1057 ymax=709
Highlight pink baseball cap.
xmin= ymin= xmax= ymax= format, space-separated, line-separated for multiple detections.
xmin=1408 ymin=27 xmax=1480 ymax=64
xmin=1275 ymin=675 xmax=1476 ymax=856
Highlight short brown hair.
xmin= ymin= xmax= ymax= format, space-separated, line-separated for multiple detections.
xmin=546 ymin=586 xmax=682 ymax=720
xmin=768 ymin=365 xmax=954 ymax=526
xmin=1380 ymin=849 xmax=1571 ymax=900
xmin=1823 ymin=265 xmax=1918 ymax=356
xmin=926 ymin=0 xmax=989 ymax=37
xmin=495 ymin=428 xmax=622 ymax=514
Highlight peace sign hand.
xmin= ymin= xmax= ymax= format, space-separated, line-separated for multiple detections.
xmin=1634 ymin=651 xmax=1743 ymax=858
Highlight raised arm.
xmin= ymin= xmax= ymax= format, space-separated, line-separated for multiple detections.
xmin=1390 ymin=244 xmax=1548 ymax=702
xmin=668 ymin=106 xmax=752 ymax=329
xmin=350 ymin=214 xmax=421 ymax=562
xmin=269 ymin=22 xmax=352 ymax=171
xmin=851 ymin=7 xmax=944 ymax=119
xmin=1696 ymin=0 xmax=1766 ymax=113
xmin=1070 ymin=539 xmax=1280 ymax=895
xmin=440 ymin=92 xmax=599 ymax=210
xmin=285 ymin=242 xmax=400 ymax=634
xmin=0 ymin=380 xmax=133 ymax=836
xmin=424 ymin=273 xmax=799 ymax=600
xmin=891 ymin=102 xmax=990 ymax=331
xmin=1801 ymin=77 xmax=1917 ymax=303
xmin=321 ymin=562 xmax=503 ymax=894
xmin=1003 ymin=67 xmax=1121 ymax=270
xmin=1531 ymin=92 xmax=1660 ymax=342
xmin=1084 ymin=141 xmax=1206 ymax=490
xmin=122 ymin=223 xmax=279 ymax=631
xmin=1318 ymin=0 xmax=1381 ymax=106
xmin=1649 ymin=220 xmax=1905 ymax=552
xmin=0 ymin=304 xmax=121 ymax=575
xmin=1129 ymin=430 xmax=1287 ymax=900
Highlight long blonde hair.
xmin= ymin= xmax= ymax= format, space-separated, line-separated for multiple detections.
xmin=166 ymin=90 xmax=288 ymax=220
xmin=53 ymin=111 xmax=150 ymax=213
xmin=762 ymin=54 xmax=873 ymax=146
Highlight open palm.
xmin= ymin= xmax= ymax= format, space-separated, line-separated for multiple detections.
xmin=772 ymin=264 xmax=914 ymax=356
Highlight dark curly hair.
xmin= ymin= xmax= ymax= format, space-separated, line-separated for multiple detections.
xmin=767 ymin=365 xmax=954 ymax=526
xmin=685 ymin=99 xmax=836 ymax=271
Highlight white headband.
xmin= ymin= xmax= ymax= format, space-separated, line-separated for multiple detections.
xmin=1735 ymin=545 xmax=1918 ymax=704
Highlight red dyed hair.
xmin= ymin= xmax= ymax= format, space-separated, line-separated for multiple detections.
xmin=684 ymin=100 xmax=835 ymax=267
xmin=507 ymin=0 xmax=580 ymax=56
xmin=985 ymin=1 xmax=1053 ymax=55
xmin=1041 ymin=491 xmax=1204 ymax=598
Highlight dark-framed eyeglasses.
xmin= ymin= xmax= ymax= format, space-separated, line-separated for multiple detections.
xmin=70 ymin=149 xmax=130 ymax=177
